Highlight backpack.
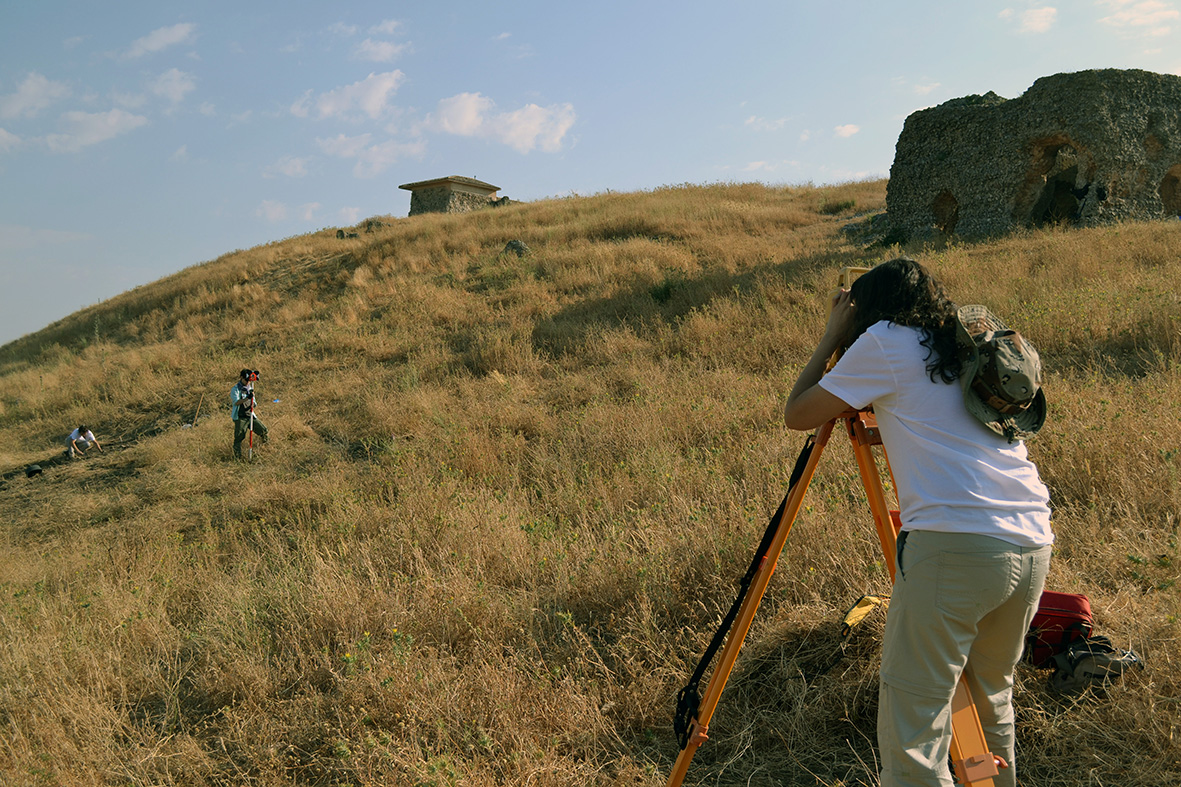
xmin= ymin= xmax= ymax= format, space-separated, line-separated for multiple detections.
xmin=1048 ymin=635 xmax=1143 ymax=693
xmin=1024 ymin=591 xmax=1092 ymax=668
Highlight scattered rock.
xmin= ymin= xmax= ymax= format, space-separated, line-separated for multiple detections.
xmin=501 ymin=239 xmax=530 ymax=257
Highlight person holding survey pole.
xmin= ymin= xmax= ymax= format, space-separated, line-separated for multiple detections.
xmin=231 ymin=368 xmax=268 ymax=460
xmin=783 ymin=257 xmax=1053 ymax=787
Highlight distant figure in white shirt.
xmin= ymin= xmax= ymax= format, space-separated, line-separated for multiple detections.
xmin=66 ymin=425 xmax=104 ymax=459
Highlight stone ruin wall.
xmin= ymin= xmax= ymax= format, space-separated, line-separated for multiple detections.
xmin=886 ymin=69 xmax=1181 ymax=241
xmin=408 ymin=187 xmax=496 ymax=216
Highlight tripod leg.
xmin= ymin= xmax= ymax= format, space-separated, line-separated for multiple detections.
xmin=949 ymin=677 xmax=1001 ymax=785
xmin=665 ymin=420 xmax=837 ymax=787
xmin=847 ymin=415 xmax=899 ymax=580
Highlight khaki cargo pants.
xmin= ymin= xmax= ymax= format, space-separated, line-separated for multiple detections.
xmin=878 ymin=530 xmax=1051 ymax=787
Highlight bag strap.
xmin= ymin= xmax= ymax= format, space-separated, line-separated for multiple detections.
xmin=673 ymin=434 xmax=816 ymax=749
xmin=971 ymin=376 xmax=1034 ymax=415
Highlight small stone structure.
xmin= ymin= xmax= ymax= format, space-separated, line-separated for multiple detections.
xmin=398 ymin=175 xmax=503 ymax=216
xmin=886 ymin=69 xmax=1181 ymax=241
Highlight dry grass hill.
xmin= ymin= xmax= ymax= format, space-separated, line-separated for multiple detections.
xmin=0 ymin=180 xmax=1178 ymax=786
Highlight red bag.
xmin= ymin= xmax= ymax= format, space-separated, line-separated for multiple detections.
xmin=1024 ymin=591 xmax=1093 ymax=668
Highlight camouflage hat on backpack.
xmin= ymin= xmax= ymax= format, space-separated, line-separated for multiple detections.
xmin=955 ymin=305 xmax=1047 ymax=443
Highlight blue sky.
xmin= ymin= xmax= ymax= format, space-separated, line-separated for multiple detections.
xmin=2 ymin=1 xmax=1180 ymax=346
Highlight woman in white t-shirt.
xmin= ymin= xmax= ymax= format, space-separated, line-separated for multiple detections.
xmin=783 ymin=257 xmax=1052 ymax=787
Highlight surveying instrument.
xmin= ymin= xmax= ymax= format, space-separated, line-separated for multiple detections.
xmin=666 ymin=267 xmax=1005 ymax=787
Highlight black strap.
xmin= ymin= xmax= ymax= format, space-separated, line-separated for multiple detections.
xmin=673 ymin=434 xmax=816 ymax=749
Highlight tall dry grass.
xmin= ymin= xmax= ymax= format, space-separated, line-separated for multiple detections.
xmin=0 ymin=180 xmax=1178 ymax=786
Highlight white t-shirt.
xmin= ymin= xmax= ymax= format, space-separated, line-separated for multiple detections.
xmin=818 ymin=321 xmax=1053 ymax=548
xmin=69 ymin=428 xmax=96 ymax=444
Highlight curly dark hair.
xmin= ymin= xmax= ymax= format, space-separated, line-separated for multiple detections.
xmin=847 ymin=257 xmax=963 ymax=383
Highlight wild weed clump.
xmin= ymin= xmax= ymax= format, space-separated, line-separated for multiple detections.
xmin=1 ymin=180 xmax=1179 ymax=786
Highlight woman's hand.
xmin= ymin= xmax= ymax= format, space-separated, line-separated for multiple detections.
xmin=821 ymin=288 xmax=855 ymax=350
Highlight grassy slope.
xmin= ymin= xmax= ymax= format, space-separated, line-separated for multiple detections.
xmin=0 ymin=180 xmax=1178 ymax=786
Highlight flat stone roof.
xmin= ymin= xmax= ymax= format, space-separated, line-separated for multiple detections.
xmin=398 ymin=175 xmax=500 ymax=192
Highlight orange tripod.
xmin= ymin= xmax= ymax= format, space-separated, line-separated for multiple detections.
xmin=666 ymin=410 xmax=1003 ymax=787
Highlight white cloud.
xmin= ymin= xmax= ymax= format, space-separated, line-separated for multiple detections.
xmin=353 ymin=139 xmax=426 ymax=174
xmin=1098 ymin=0 xmax=1180 ymax=35
xmin=113 ymin=91 xmax=148 ymax=109
xmin=317 ymin=132 xmax=425 ymax=177
xmin=299 ymin=202 xmax=321 ymax=221
xmin=170 ymin=145 xmax=187 ymax=161
xmin=914 ymin=82 xmax=942 ymax=95
xmin=256 ymin=200 xmax=288 ymax=222
xmin=124 ymin=23 xmax=196 ymax=59
xmin=370 ymin=20 xmax=400 ymax=35
xmin=327 ymin=22 xmax=358 ymax=36
xmin=745 ymin=115 xmax=787 ymax=132
xmin=495 ymin=32 xmax=512 ymax=40
xmin=834 ymin=124 xmax=860 ymax=138
xmin=199 ymin=102 xmax=215 ymax=116
xmin=293 ymin=71 xmax=405 ymax=120
xmin=0 ymin=128 xmax=21 ymax=153
xmin=44 ymin=109 xmax=149 ymax=152
xmin=317 ymin=132 xmax=373 ymax=158
xmin=1019 ymin=7 xmax=1058 ymax=32
xmin=428 ymin=92 xmax=576 ymax=153
xmin=289 ymin=91 xmax=312 ymax=118
xmin=1001 ymin=6 xmax=1058 ymax=32
xmin=150 ymin=68 xmax=196 ymax=103
xmin=339 ymin=207 xmax=362 ymax=223
xmin=741 ymin=159 xmax=800 ymax=173
xmin=355 ymin=39 xmax=407 ymax=62
xmin=799 ymin=130 xmax=811 ymax=142
xmin=0 ymin=73 xmax=71 ymax=119
xmin=820 ymin=166 xmax=878 ymax=181
xmin=264 ymin=156 xmax=309 ymax=178
xmin=500 ymin=103 xmax=576 ymax=152
xmin=431 ymin=92 xmax=494 ymax=135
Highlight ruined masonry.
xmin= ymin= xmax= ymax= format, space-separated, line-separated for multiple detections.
xmin=886 ymin=69 xmax=1181 ymax=241
xmin=398 ymin=175 xmax=509 ymax=216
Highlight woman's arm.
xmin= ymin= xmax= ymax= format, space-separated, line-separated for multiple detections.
xmin=784 ymin=289 xmax=855 ymax=430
